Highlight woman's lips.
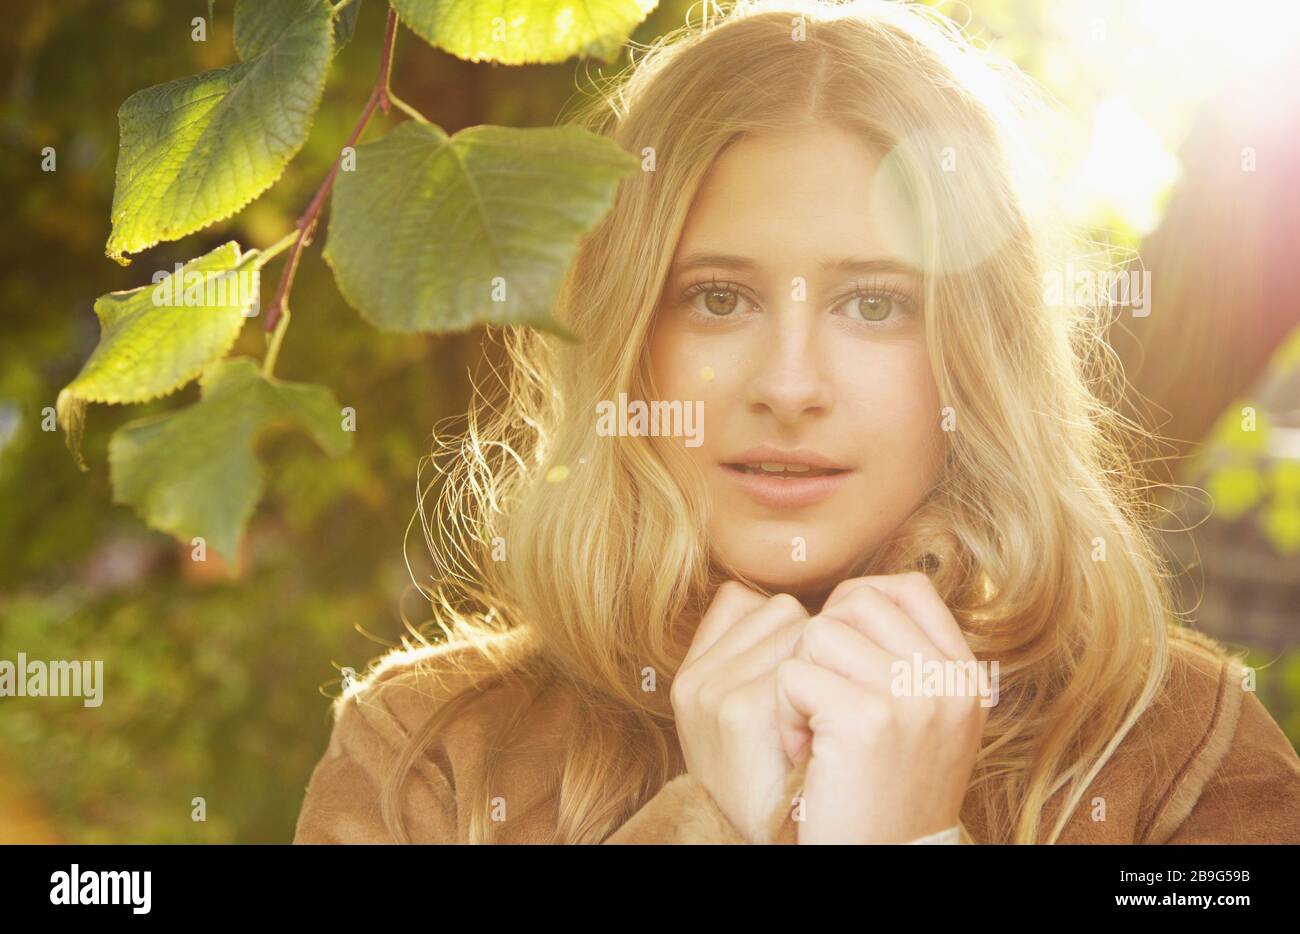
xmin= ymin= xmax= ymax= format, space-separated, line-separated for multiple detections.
xmin=719 ymin=463 xmax=853 ymax=508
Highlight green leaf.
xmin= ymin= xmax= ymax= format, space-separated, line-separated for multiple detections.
xmin=108 ymin=357 xmax=353 ymax=565
xmin=64 ymin=243 xmax=264 ymax=405
xmin=106 ymin=0 xmax=333 ymax=263
xmin=324 ymin=121 xmax=638 ymax=334
xmin=390 ymin=0 xmax=656 ymax=64
xmin=55 ymin=242 xmax=268 ymax=471
xmin=234 ymin=0 xmax=359 ymax=59
xmin=333 ymin=0 xmax=363 ymax=50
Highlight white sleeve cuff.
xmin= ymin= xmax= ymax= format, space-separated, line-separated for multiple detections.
xmin=906 ymin=824 xmax=961 ymax=844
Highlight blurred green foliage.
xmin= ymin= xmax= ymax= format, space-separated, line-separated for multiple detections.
xmin=1193 ymin=328 xmax=1300 ymax=554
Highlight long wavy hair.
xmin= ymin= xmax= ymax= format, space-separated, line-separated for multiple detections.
xmin=373 ymin=0 xmax=1200 ymax=844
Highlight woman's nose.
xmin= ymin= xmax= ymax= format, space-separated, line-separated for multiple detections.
xmin=742 ymin=308 xmax=833 ymax=424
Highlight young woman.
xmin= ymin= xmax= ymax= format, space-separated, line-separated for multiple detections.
xmin=293 ymin=0 xmax=1300 ymax=844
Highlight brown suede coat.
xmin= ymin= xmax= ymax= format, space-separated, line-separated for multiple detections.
xmin=293 ymin=628 xmax=1300 ymax=844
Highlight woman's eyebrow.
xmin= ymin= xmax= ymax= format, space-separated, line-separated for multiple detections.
xmin=819 ymin=256 xmax=921 ymax=278
xmin=668 ymin=251 xmax=920 ymax=278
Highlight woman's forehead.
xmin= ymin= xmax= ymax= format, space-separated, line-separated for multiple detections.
xmin=671 ymin=128 xmax=921 ymax=277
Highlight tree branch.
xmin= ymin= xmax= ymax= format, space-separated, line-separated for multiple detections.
xmin=262 ymin=5 xmax=400 ymax=341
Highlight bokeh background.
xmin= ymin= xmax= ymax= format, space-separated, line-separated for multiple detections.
xmin=1 ymin=0 xmax=1298 ymax=842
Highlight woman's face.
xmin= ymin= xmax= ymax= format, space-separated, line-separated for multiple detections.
xmin=648 ymin=123 xmax=946 ymax=606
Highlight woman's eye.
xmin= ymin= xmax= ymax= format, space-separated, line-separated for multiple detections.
xmin=677 ymin=282 xmax=915 ymax=324
xmin=842 ymin=292 xmax=909 ymax=323
xmin=685 ymin=286 xmax=747 ymax=317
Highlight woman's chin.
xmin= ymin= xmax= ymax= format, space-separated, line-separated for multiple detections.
xmin=734 ymin=566 xmax=848 ymax=610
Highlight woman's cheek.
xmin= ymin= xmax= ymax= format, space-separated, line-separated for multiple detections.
xmin=651 ymin=324 xmax=725 ymax=394
xmin=851 ymin=348 xmax=941 ymax=448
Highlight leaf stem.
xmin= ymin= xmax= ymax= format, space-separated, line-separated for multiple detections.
xmin=262 ymin=306 xmax=292 ymax=378
xmin=258 ymin=229 xmax=301 ymax=265
xmin=387 ymin=91 xmax=429 ymax=123
xmin=262 ymin=5 xmax=401 ymax=344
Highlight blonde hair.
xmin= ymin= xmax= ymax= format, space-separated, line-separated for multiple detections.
xmin=378 ymin=0 xmax=1200 ymax=843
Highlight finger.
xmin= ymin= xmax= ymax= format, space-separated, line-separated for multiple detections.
xmin=824 ymin=572 xmax=972 ymax=661
xmin=683 ymin=581 xmax=768 ymax=666
xmin=775 ymin=657 xmax=864 ymax=751
xmin=694 ymin=592 xmax=807 ymax=671
xmin=818 ymin=583 xmax=942 ymax=662
xmin=796 ymin=615 xmax=896 ymax=687
xmin=724 ymin=673 xmax=798 ymax=796
xmin=720 ymin=618 xmax=805 ymax=688
xmin=772 ymin=663 xmax=812 ymax=764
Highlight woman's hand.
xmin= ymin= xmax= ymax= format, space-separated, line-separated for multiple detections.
xmin=672 ymin=581 xmax=809 ymax=843
xmin=775 ymin=572 xmax=988 ymax=844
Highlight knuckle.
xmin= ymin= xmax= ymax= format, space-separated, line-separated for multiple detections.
xmin=831 ymin=583 xmax=877 ymax=616
xmin=771 ymin=621 xmax=804 ymax=660
xmin=669 ymin=673 xmax=694 ymax=710
xmin=716 ymin=581 xmax=756 ymax=606
xmin=767 ymin=592 xmax=804 ymax=616
xmin=905 ymin=570 xmax=933 ymax=590
xmin=670 ymin=662 xmax=702 ymax=697
xmin=711 ymin=581 xmax=766 ymax=621
xmin=715 ymin=692 xmax=751 ymax=730
xmin=825 ymin=577 xmax=861 ymax=606
xmin=717 ymin=580 xmax=748 ymax=599
xmin=839 ymin=587 xmax=873 ymax=612
xmin=800 ymin=616 xmax=835 ymax=657
xmin=807 ymin=614 xmax=838 ymax=636
xmin=781 ymin=618 xmax=808 ymax=644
